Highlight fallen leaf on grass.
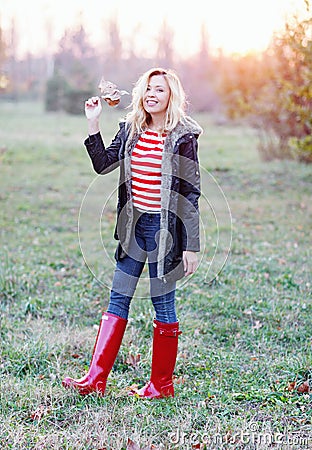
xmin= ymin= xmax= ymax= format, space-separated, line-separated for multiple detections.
xmin=297 ymin=381 xmax=310 ymax=393
xmin=289 ymin=417 xmax=300 ymax=423
xmin=30 ymin=405 xmax=50 ymax=421
xmin=126 ymin=438 xmax=140 ymax=450
xmin=121 ymin=384 xmax=139 ymax=396
xmin=173 ymin=375 xmax=187 ymax=384
xmin=126 ymin=353 xmax=141 ymax=368
xmin=126 ymin=438 xmax=159 ymax=450
xmin=287 ymin=381 xmax=296 ymax=392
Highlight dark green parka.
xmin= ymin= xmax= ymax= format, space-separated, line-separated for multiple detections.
xmin=84 ymin=116 xmax=202 ymax=283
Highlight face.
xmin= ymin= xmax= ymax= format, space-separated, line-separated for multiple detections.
xmin=143 ymin=74 xmax=170 ymax=117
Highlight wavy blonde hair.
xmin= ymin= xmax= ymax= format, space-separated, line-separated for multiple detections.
xmin=125 ymin=68 xmax=186 ymax=136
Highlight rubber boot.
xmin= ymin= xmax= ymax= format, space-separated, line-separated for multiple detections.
xmin=132 ymin=320 xmax=182 ymax=399
xmin=62 ymin=312 xmax=127 ymax=395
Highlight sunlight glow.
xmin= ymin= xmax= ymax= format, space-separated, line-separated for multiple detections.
xmin=1 ymin=0 xmax=308 ymax=58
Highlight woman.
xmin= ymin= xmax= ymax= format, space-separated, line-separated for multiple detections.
xmin=62 ymin=68 xmax=202 ymax=399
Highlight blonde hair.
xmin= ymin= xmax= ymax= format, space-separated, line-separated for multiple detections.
xmin=125 ymin=68 xmax=186 ymax=136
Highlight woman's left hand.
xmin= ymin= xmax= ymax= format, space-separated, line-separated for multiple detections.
xmin=182 ymin=251 xmax=198 ymax=277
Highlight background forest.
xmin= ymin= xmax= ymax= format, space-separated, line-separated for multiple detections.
xmin=0 ymin=4 xmax=311 ymax=162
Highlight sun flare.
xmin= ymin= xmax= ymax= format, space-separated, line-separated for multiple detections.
xmin=1 ymin=0 xmax=308 ymax=58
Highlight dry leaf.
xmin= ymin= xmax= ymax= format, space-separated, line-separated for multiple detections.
xmin=297 ymin=381 xmax=310 ymax=393
xmin=126 ymin=438 xmax=159 ymax=450
xmin=126 ymin=353 xmax=141 ymax=368
xmin=30 ymin=405 xmax=50 ymax=421
xmin=173 ymin=375 xmax=187 ymax=384
xmin=98 ymin=77 xmax=129 ymax=107
xmin=126 ymin=438 xmax=140 ymax=450
xmin=287 ymin=381 xmax=296 ymax=392
xmin=125 ymin=383 xmax=139 ymax=393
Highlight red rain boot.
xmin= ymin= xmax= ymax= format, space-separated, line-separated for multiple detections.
xmin=62 ymin=312 xmax=127 ymax=395
xmin=132 ymin=320 xmax=182 ymax=399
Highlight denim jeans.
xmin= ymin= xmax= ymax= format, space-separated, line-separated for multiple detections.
xmin=107 ymin=210 xmax=177 ymax=323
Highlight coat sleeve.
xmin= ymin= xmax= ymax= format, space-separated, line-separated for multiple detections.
xmin=84 ymin=124 xmax=125 ymax=174
xmin=178 ymin=137 xmax=201 ymax=252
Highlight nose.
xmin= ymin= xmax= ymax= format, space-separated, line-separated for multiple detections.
xmin=146 ymin=88 xmax=156 ymax=98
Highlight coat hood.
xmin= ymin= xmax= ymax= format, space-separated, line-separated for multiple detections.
xmin=172 ymin=115 xmax=203 ymax=140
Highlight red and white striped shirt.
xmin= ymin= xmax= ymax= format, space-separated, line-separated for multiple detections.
xmin=131 ymin=129 xmax=166 ymax=212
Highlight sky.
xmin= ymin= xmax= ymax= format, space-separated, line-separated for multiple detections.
xmin=0 ymin=0 xmax=309 ymax=58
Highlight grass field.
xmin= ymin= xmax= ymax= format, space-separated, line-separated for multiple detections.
xmin=0 ymin=101 xmax=311 ymax=449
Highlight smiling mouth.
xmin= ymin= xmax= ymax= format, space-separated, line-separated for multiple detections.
xmin=146 ymin=100 xmax=158 ymax=106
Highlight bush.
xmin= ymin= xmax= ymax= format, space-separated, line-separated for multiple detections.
xmin=289 ymin=135 xmax=312 ymax=163
xmin=218 ymin=13 xmax=312 ymax=163
xmin=63 ymin=88 xmax=93 ymax=115
xmin=45 ymin=73 xmax=69 ymax=112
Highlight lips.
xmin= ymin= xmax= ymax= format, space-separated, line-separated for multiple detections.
xmin=146 ymin=100 xmax=158 ymax=106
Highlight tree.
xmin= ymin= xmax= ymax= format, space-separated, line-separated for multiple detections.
xmin=0 ymin=22 xmax=6 ymax=67
xmin=46 ymin=24 xmax=96 ymax=113
xmin=156 ymin=20 xmax=174 ymax=67
xmin=268 ymin=15 xmax=312 ymax=162
xmin=218 ymin=12 xmax=312 ymax=162
xmin=0 ymin=21 xmax=8 ymax=91
xmin=54 ymin=24 xmax=96 ymax=87
xmin=182 ymin=23 xmax=220 ymax=112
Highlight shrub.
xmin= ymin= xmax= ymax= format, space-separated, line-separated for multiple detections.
xmin=45 ymin=73 xmax=69 ymax=112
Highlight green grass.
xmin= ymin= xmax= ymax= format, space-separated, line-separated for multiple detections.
xmin=0 ymin=101 xmax=311 ymax=449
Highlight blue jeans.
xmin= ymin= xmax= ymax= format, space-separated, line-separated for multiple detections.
xmin=107 ymin=210 xmax=177 ymax=323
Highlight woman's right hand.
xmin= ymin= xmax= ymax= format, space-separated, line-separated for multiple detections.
xmin=85 ymin=96 xmax=102 ymax=120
